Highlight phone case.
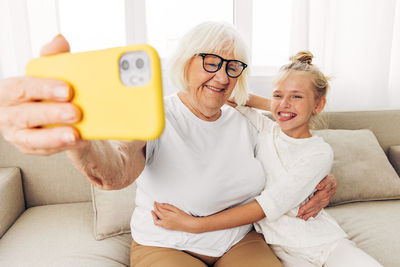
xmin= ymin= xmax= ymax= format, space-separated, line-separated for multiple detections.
xmin=26 ymin=44 xmax=165 ymax=141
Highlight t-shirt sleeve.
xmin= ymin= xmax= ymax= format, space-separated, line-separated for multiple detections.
xmin=255 ymin=144 xmax=334 ymax=222
xmin=235 ymin=106 xmax=274 ymax=132
xmin=145 ymin=138 xmax=159 ymax=165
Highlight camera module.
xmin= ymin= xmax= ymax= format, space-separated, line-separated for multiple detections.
xmin=119 ymin=51 xmax=151 ymax=87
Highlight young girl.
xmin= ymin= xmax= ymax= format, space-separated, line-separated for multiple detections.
xmin=151 ymin=51 xmax=382 ymax=267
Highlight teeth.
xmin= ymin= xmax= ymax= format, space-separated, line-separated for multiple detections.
xmin=280 ymin=112 xmax=296 ymax=117
xmin=206 ymin=85 xmax=224 ymax=92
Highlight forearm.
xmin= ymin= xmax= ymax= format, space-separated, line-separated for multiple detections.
xmin=194 ymin=200 xmax=265 ymax=233
xmin=246 ymin=94 xmax=271 ymax=111
xmin=67 ymin=140 xmax=146 ymax=190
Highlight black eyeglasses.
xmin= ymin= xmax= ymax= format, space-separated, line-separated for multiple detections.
xmin=197 ymin=53 xmax=247 ymax=78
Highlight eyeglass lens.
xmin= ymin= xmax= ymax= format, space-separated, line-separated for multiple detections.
xmin=202 ymin=54 xmax=244 ymax=78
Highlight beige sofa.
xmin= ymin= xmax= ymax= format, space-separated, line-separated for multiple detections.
xmin=1 ymin=109 xmax=400 ymax=267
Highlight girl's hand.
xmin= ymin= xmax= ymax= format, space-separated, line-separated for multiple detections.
xmin=297 ymin=174 xmax=337 ymax=220
xmin=225 ymin=99 xmax=237 ymax=108
xmin=151 ymin=202 xmax=200 ymax=233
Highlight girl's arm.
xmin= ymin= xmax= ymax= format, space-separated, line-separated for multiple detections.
xmin=246 ymin=94 xmax=271 ymax=111
xmin=226 ymin=94 xmax=271 ymax=111
xmin=152 ymin=200 xmax=265 ymax=234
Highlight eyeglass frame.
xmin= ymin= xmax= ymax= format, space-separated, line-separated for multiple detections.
xmin=196 ymin=53 xmax=248 ymax=78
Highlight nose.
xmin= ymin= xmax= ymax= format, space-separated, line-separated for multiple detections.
xmin=213 ymin=63 xmax=229 ymax=84
xmin=280 ymin=96 xmax=291 ymax=108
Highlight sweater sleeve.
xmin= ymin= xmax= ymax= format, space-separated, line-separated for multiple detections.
xmin=236 ymin=106 xmax=274 ymax=132
xmin=255 ymin=146 xmax=334 ymax=222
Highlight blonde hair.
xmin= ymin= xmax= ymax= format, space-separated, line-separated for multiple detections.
xmin=168 ymin=21 xmax=250 ymax=105
xmin=274 ymin=51 xmax=330 ymax=100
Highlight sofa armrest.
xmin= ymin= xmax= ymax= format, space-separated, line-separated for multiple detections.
xmin=0 ymin=167 xmax=25 ymax=238
xmin=389 ymin=146 xmax=400 ymax=176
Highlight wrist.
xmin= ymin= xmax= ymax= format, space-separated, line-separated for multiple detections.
xmin=191 ymin=217 xmax=207 ymax=234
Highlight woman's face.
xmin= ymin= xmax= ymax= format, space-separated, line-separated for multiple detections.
xmin=184 ymin=52 xmax=238 ymax=120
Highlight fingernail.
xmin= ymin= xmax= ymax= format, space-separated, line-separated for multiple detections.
xmin=53 ymin=86 xmax=69 ymax=99
xmin=61 ymin=110 xmax=76 ymax=121
xmin=56 ymin=33 xmax=64 ymax=38
xmin=61 ymin=133 xmax=75 ymax=144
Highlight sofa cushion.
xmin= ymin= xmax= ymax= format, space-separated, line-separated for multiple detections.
xmin=0 ymin=202 xmax=132 ymax=267
xmin=0 ymin=167 xmax=25 ymax=238
xmin=0 ymin=136 xmax=92 ymax=207
xmin=92 ymin=183 xmax=136 ymax=240
xmin=326 ymin=200 xmax=400 ymax=267
xmin=389 ymin=145 xmax=400 ymax=176
xmin=313 ymin=129 xmax=400 ymax=205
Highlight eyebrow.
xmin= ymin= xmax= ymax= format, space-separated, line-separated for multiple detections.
xmin=273 ymin=90 xmax=305 ymax=94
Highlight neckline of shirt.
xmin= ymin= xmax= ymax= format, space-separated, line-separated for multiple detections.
xmin=277 ymin=126 xmax=319 ymax=144
xmin=173 ymin=93 xmax=231 ymax=127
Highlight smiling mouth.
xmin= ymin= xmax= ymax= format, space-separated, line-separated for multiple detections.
xmin=278 ymin=111 xmax=297 ymax=120
xmin=205 ymin=85 xmax=225 ymax=93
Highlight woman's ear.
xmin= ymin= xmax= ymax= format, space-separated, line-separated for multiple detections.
xmin=313 ymin=97 xmax=326 ymax=115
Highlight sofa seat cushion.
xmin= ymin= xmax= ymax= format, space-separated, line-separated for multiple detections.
xmin=0 ymin=202 xmax=132 ymax=267
xmin=326 ymin=200 xmax=400 ymax=267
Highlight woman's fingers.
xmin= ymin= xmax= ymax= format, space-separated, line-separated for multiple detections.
xmin=0 ymin=35 xmax=72 ymax=106
xmin=0 ymin=100 xmax=82 ymax=154
xmin=0 ymin=96 xmax=83 ymax=154
xmin=158 ymin=203 xmax=181 ymax=213
xmin=0 ymin=102 xmax=81 ymax=129
xmin=0 ymin=34 xmax=84 ymax=156
xmin=297 ymin=190 xmax=329 ymax=220
xmin=153 ymin=202 xmax=165 ymax=219
xmin=151 ymin=211 xmax=161 ymax=225
xmin=40 ymin=34 xmax=70 ymax=56
xmin=298 ymin=174 xmax=338 ymax=220
xmin=0 ymin=77 xmax=71 ymax=106
xmin=7 ymin=127 xmax=85 ymax=156
xmin=297 ymin=193 xmax=321 ymax=219
xmin=317 ymin=174 xmax=337 ymax=193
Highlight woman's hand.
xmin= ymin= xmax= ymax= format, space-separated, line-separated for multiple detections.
xmin=152 ymin=202 xmax=200 ymax=233
xmin=0 ymin=35 xmax=87 ymax=155
xmin=297 ymin=174 xmax=337 ymax=220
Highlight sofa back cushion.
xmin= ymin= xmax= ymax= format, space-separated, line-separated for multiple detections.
xmin=315 ymin=110 xmax=400 ymax=154
xmin=314 ymin=129 xmax=400 ymax=206
xmin=0 ymin=136 xmax=91 ymax=208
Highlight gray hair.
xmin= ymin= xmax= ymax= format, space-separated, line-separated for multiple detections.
xmin=168 ymin=21 xmax=250 ymax=105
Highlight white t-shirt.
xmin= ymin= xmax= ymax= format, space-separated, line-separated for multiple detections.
xmin=131 ymin=94 xmax=265 ymax=256
xmin=236 ymin=106 xmax=348 ymax=248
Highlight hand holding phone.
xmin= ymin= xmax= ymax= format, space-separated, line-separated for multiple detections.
xmin=26 ymin=43 xmax=165 ymax=141
xmin=0 ymin=35 xmax=87 ymax=156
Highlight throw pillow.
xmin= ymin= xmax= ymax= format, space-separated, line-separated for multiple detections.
xmin=91 ymin=182 xmax=136 ymax=240
xmin=313 ymin=129 xmax=400 ymax=206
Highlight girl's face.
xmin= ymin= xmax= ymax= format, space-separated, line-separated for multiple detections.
xmin=271 ymin=72 xmax=325 ymax=138
xmin=184 ymin=52 xmax=238 ymax=120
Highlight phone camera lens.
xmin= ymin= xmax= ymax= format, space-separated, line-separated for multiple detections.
xmin=135 ymin=58 xmax=145 ymax=69
xmin=121 ymin=60 xmax=130 ymax=71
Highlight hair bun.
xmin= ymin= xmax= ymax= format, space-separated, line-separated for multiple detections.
xmin=290 ymin=51 xmax=313 ymax=65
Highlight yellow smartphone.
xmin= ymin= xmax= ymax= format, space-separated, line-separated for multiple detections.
xmin=26 ymin=44 xmax=165 ymax=141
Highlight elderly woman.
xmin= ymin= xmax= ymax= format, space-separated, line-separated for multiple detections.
xmin=0 ymin=22 xmax=336 ymax=266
